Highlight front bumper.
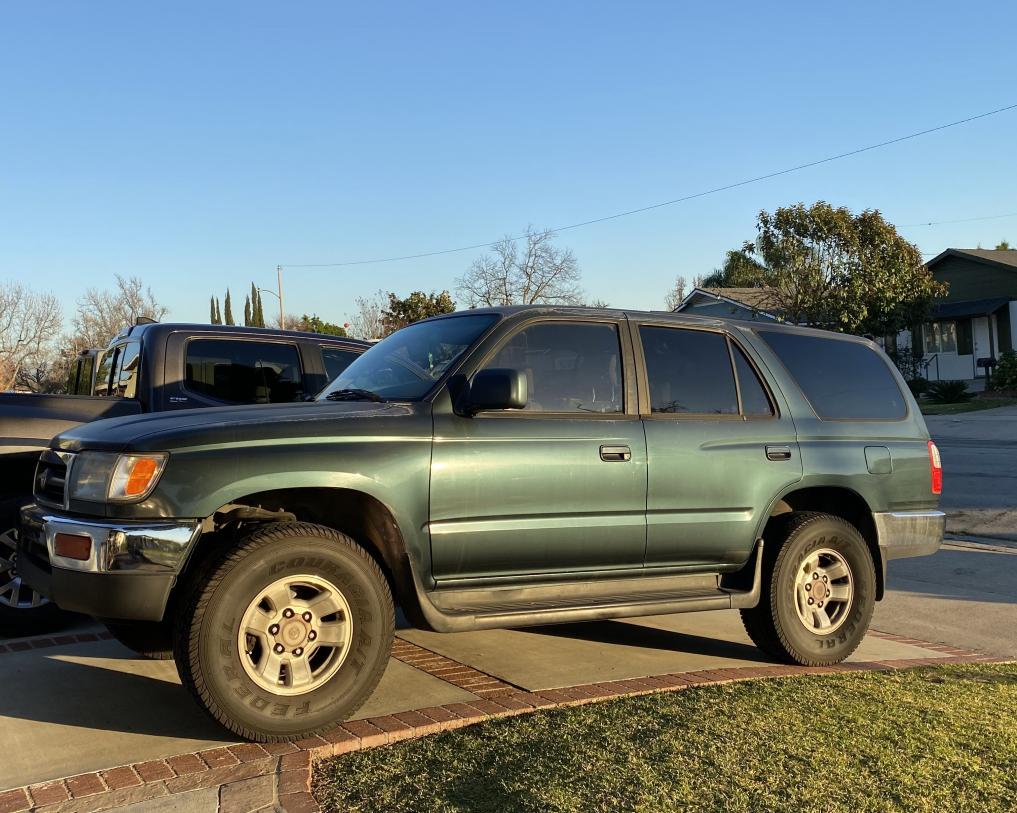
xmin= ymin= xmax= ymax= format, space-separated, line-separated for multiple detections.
xmin=874 ymin=510 xmax=946 ymax=560
xmin=17 ymin=504 xmax=201 ymax=622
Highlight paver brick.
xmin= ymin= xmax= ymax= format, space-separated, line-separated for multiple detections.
xmin=65 ymin=773 xmax=106 ymax=798
xmin=100 ymin=766 xmax=142 ymax=790
xmin=166 ymin=753 xmax=207 ymax=775
xmin=133 ymin=760 xmax=176 ymax=782
xmin=342 ymin=719 xmax=389 ymax=748
xmin=199 ymin=747 xmax=241 ymax=769
xmin=27 ymin=781 xmax=69 ymax=806
xmin=277 ymin=791 xmax=320 ymax=813
xmin=0 ymin=788 xmax=30 ymax=813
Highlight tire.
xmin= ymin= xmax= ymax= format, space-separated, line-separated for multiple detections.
xmin=104 ymin=619 xmax=174 ymax=660
xmin=174 ymin=522 xmax=394 ymax=741
xmin=740 ymin=512 xmax=876 ymax=666
xmin=0 ymin=498 xmax=70 ymax=636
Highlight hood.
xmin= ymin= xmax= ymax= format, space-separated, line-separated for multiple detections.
xmin=53 ymin=400 xmax=424 ymax=453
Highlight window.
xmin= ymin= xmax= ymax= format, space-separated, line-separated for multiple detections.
xmin=956 ymin=319 xmax=973 ymax=356
xmin=185 ymin=340 xmax=303 ymax=404
xmin=111 ymin=342 xmax=141 ymax=398
xmin=482 ymin=322 xmax=623 ymax=413
xmin=639 ymin=326 xmax=738 ymax=415
xmin=759 ymin=330 xmax=906 ymax=421
xmin=320 ymin=314 xmax=497 ymax=402
xmin=92 ymin=350 xmax=116 ymax=396
xmin=923 ymin=321 xmax=958 ymax=354
xmin=321 ymin=346 xmax=361 ymax=381
xmin=732 ymin=344 xmax=774 ymax=416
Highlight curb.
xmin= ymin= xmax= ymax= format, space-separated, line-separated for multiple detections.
xmin=0 ymin=631 xmax=1007 ymax=813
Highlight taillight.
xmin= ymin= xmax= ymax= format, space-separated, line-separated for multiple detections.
xmin=928 ymin=440 xmax=942 ymax=495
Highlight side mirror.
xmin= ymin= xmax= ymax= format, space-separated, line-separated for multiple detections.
xmin=468 ymin=368 xmax=528 ymax=414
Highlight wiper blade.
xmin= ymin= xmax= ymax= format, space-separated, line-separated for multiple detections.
xmin=325 ymin=388 xmax=385 ymax=403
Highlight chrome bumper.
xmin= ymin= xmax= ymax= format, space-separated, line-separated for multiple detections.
xmin=19 ymin=504 xmax=200 ymax=575
xmin=873 ymin=510 xmax=945 ymax=560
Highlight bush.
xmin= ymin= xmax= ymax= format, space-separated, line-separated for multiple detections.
xmin=989 ymin=351 xmax=1017 ymax=391
xmin=906 ymin=377 xmax=929 ymax=398
xmin=927 ymin=380 xmax=973 ymax=403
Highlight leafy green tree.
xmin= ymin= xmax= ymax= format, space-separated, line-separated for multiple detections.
xmin=381 ymin=290 xmax=455 ymax=335
xmin=700 ymin=250 xmax=769 ymax=288
xmin=739 ymin=202 xmax=947 ymax=336
xmin=224 ymin=289 xmax=235 ymax=326
xmin=298 ymin=314 xmax=348 ymax=336
xmin=996 ymin=240 xmax=1013 ymax=250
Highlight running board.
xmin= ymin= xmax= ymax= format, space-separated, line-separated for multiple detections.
xmin=422 ymin=540 xmax=764 ymax=632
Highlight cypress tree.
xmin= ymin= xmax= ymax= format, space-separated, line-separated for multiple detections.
xmin=210 ymin=296 xmax=217 ymax=324
xmin=224 ymin=289 xmax=235 ymax=325
xmin=244 ymin=295 xmax=252 ymax=327
xmin=215 ymin=298 xmax=222 ymax=324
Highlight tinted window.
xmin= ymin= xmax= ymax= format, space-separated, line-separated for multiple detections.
xmin=483 ymin=322 xmax=622 ymax=414
xmin=759 ymin=330 xmax=906 ymax=420
xmin=640 ymin=327 xmax=738 ymax=414
xmin=185 ymin=340 xmax=303 ymax=404
xmin=320 ymin=314 xmax=496 ymax=401
xmin=93 ymin=350 xmax=116 ymax=396
xmin=321 ymin=347 xmax=361 ymax=381
xmin=111 ymin=341 xmax=141 ymax=398
xmin=732 ymin=344 xmax=774 ymax=416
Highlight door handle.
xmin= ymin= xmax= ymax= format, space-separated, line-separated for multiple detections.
xmin=766 ymin=445 xmax=792 ymax=461
xmin=600 ymin=445 xmax=631 ymax=462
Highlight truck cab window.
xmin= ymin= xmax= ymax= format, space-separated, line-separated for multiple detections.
xmin=111 ymin=342 xmax=141 ymax=398
xmin=185 ymin=339 xmax=303 ymax=404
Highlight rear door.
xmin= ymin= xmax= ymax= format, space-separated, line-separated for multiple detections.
xmin=634 ymin=321 xmax=803 ymax=570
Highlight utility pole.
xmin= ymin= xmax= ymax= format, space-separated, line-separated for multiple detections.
xmin=276 ymin=264 xmax=285 ymax=329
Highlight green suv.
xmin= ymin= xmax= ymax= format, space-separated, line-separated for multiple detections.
xmin=18 ymin=306 xmax=944 ymax=741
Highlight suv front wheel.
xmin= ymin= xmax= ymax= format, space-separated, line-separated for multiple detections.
xmin=174 ymin=522 xmax=394 ymax=741
xmin=741 ymin=512 xmax=876 ymax=666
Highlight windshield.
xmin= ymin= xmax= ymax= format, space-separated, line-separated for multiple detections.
xmin=317 ymin=313 xmax=498 ymax=401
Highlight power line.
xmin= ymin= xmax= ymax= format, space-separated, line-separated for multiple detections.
xmin=902 ymin=210 xmax=1017 ymax=227
xmin=283 ymin=102 xmax=1017 ymax=269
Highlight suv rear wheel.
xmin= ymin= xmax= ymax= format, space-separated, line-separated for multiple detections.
xmin=741 ymin=512 xmax=876 ymax=666
xmin=174 ymin=522 xmax=394 ymax=741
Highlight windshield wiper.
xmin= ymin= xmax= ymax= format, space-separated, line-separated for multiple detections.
xmin=325 ymin=388 xmax=386 ymax=403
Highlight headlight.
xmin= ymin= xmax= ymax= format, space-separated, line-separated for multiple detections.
xmin=68 ymin=452 xmax=168 ymax=503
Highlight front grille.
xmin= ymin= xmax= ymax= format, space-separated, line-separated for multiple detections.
xmin=34 ymin=450 xmax=73 ymax=507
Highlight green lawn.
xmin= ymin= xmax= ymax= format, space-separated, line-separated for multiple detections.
xmin=921 ymin=398 xmax=1017 ymax=415
xmin=314 ymin=664 xmax=1017 ymax=813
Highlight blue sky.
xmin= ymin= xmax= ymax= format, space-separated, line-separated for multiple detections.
xmin=2 ymin=1 xmax=1016 ymax=327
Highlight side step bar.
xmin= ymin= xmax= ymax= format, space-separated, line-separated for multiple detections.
xmin=421 ymin=540 xmax=764 ymax=633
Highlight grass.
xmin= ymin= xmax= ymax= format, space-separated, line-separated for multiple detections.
xmin=920 ymin=398 xmax=1017 ymax=415
xmin=313 ymin=664 xmax=1017 ymax=813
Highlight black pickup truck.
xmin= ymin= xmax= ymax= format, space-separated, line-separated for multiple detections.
xmin=0 ymin=322 xmax=368 ymax=632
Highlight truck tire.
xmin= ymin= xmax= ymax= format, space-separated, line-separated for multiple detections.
xmin=174 ymin=522 xmax=394 ymax=741
xmin=0 ymin=498 xmax=69 ymax=635
xmin=104 ymin=619 xmax=174 ymax=660
xmin=740 ymin=512 xmax=875 ymax=666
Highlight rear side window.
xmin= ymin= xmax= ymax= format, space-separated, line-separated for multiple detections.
xmin=759 ymin=330 xmax=906 ymax=420
xmin=185 ymin=339 xmax=304 ymax=404
xmin=321 ymin=346 xmax=361 ymax=381
xmin=639 ymin=327 xmax=738 ymax=414
xmin=732 ymin=344 xmax=774 ymax=416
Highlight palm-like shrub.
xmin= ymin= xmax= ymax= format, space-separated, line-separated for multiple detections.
xmin=927 ymin=380 xmax=973 ymax=403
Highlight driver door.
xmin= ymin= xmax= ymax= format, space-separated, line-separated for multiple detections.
xmin=429 ymin=318 xmax=648 ymax=582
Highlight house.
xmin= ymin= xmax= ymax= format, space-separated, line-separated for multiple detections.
xmin=913 ymin=249 xmax=1017 ymax=381
xmin=674 ymin=287 xmax=779 ymax=321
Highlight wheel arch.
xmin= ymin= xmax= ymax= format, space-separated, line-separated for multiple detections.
xmin=760 ymin=485 xmax=885 ymax=600
xmin=188 ymin=487 xmax=429 ymax=627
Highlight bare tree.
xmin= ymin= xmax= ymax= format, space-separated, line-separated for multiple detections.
xmin=347 ymin=291 xmax=386 ymax=340
xmin=664 ymin=275 xmax=687 ymax=311
xmin=73 ymin=275 xmax=169 ymax=349
xmin=0 ymin=283 xmax=62 ymax=391
xmin=456 ymin=227 xmax=584 ymax=308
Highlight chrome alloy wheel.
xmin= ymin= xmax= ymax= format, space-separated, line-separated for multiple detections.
xmin=0 ymin=526 xmax=49 ymax=610
xmin=793 ymin=548 xmax=853 ymax=634
xmin=238 ymin=574 xmax=353 ymax=696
